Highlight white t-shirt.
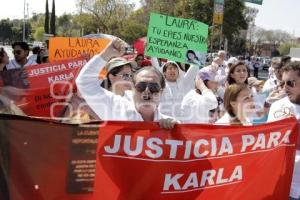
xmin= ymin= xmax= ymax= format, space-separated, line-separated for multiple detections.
xmin=76 ymin=55 xmax=169 ymax=121
xmin=159 ymin=62 xmax=198 ymax=118
xmin=215 ymin=112 xmax=252 ymax=126
xmin=215 ymin=63 xmax=228 ymax=86
xmin=267 ymin=97 xmax=300 ymax=199
xmin=6 ymin=59 xmax=37 ymax=70
xmin=263 ymin=77 xmax=279 ymax=92
xmin=180 ymin=89 xmax=218 ymax=123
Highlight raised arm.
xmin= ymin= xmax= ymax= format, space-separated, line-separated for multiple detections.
xmin=183 ymin=63 xmax=198 ymax=82
xmin=75 ymin=39 xmax=126 ymax=119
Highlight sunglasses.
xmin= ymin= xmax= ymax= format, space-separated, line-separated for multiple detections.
xmin=13 ymin=50 xmax=22 ymax=55
xmin=135 ymin=82 xmax=161 ymax=93
xmin=115 ymin=73 xmax=133 ymax=80
xmin=280 ymin=80 xmax=296 ymax=88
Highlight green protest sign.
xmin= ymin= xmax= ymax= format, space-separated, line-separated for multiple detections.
xmin=244 ymin=0 xmax=263 ymax=5
xmin=145 ymin=13 xmax=208 ymax=65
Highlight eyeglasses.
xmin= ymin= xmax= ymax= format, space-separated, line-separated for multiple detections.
xmin=13 ymin=50 xmax=22 ymax=55
xmin=115 ymin=73 xmax=133 ymax=80
xmin=280 ymin=80 xmax=296 ymax=88
xmin=135 ymin=82 xmax=161 ymax=93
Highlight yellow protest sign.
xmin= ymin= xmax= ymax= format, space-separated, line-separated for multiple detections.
xmin=49 ymin=37 xmax=111 ymax=62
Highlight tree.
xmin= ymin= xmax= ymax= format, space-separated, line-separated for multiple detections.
xmin=279 ymin=42 xmax=300 ymax=56
xmin=119 ymin=19 xmax=147 ymax=43
xmin=57 ymin=14 xmax=78 ymax=36
xmin=50 ymin=0 xmax=56 ymax=35
xmin=44 ymin=0 xmax=49 ymax=33
xmin=76 ymin=0 xmax=134 ymax=34
xmin=0 ymin=19 xmax=13 ymax=44
xmin=34 ymin=27 xmax=45 ymax=41
xmin=141 ymin=0 xmax=179 ymax=16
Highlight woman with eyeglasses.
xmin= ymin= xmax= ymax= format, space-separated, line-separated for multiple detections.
xmin=0 ymin=48 xmax=9 ymax=71
xmin=62 ymin=57 xmax=135 ymax=123
xmin=101 ymin=57 xmax=135 ymax=98
xmin=216 ymin=83 xmax=256 ymax=125
xmin=76 ymin=39 xmax=178 ymax=129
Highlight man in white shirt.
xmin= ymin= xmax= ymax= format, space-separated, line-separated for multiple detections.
xmin=6 ymin=42 xmax=37 ymax=70
xmin=214 ymin=50 xmax=228 ymax=86
xmin=267 ymin=61 xmax=300 ymax=200
xmin=263 ymin=57 xmax=282 ymax=92
xmin=76 ymin=39 xmax=177 ymax=129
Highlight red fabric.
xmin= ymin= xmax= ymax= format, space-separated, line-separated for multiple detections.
xmin=94 ymin=118 xmax=299 ymax=200
xmin=1 ymin=116 xmax=298 ymax=200
xmin=0 ymin=57 xmax=87 ymax=117
xmin=140 ymin=59 xmax=152 ymax=67
xmin=133 ymin=37 xmax=146 ymax=55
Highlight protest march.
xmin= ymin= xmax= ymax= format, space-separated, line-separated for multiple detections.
xmin=0 ymin=0 xmax=300 ymax=200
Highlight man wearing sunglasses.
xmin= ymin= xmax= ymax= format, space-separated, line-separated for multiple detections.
xmin=76 ymin=39 xmax=178 ymax=129
xmin=6 ymin=42 xmax=37 ymax=70
xmin=267 ymin=61 xmax=300 ymax=200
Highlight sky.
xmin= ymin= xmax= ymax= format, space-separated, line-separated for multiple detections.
xmin=0 ymin=0 xmax=300 ymax=37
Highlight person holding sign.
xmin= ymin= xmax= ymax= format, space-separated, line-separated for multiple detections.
xmin=267 ymin=61 xmax=300 ymax=200
xmin=76 ymin=39 xmax=178 ymax=129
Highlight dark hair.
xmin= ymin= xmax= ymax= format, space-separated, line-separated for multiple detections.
xmin=227 ymin=61 xmax=250 ymax=85
xmin=101 ymin=64 xmax=129 ymax=90
xmin=32 ymin=46 xmax=40 ymax=54
xmin=133 ymin=67 xmax=166 ymax=89
xmin=162 ymin=62 xmax=179 ymax=73
xmin=135 ymin=54 xmax=144 ymax=61
xmin=186 ymin=50 xmax=199 ymax=61
xmin=0 ymin=48 xmax=6 ymax=63
xmin=224 ymin=83 xmax=249 ymax=125
xmin=281 ymin=56 xmax=291 ymax=66
xmin=282 ymin=61 xmax=300 ymax=77
xmin=12 ymin=42 xmax=30 ymax=51
xmin=271 ymin=57 xmax=281 ymax=69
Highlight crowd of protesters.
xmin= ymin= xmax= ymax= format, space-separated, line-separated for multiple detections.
xmin=0 ymin=38 xmax=300 ymax=199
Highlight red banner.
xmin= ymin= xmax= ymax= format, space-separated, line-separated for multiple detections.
xmin=0 ymin=115 xmax=99 ymax=200
xmin=0 ymin=57 xmax=87 ymax=117
xmin=94 ymin=118 xmax=299 ymax=200
xmin=0 ymin=115 xmax=298 ymax=200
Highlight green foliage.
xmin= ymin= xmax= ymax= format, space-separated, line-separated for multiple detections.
xmin=119 ymin=19 xmax=147 ymax=44
xmin=73 ymin=14 xmax=98 ymax=35
xmin=223 ymin=0 xmax=248 ymax=41
xmin=1 ymin=0 xmax=251 ymax=50
xmin=0 ymin=19 xmax=32 ymax=43
xmin=34 ymin=27 xmax=45 ymax=41
xmin=0 ymin=19 xmax=13 ymax=44
xmin=50 ymin=0 xmax=56 ymax=35
xmin=175 ymin=0 xmax=213 ymax=24
xmin=45 ymin=0 xmax=50 ymax=33
xmin=279 ymin=43 xmax=300 ymax=56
